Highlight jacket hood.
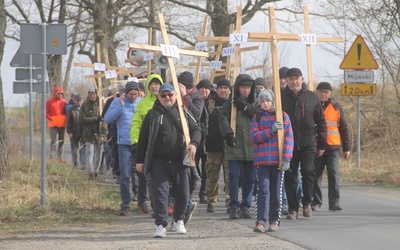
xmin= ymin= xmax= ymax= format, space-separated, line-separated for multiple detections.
xmin=146 ymin=74 xmax=164 ymax=90
xmin=233 ymin=74 xmax=256 ymax=104
xmin=52 ymin=86 xmax=65 ymax=98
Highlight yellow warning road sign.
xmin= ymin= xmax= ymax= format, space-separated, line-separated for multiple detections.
xmin=339 ymin=35 xmax=379 ymax=70
xmin=341 ymin=83 xmax=376 ymax=96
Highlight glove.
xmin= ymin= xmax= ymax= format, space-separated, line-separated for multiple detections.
xmin=233 ymin=97 xmax=247 ymax=110
xmin=225 ymin=133 xmax=236 ymax=147
xmin=272 ymin=121 xmax=283 ymax=133
xmin=97 ymin=115 xmax=103 ymax=122
xmin=278 ymin=161 xmax=290 ymax=171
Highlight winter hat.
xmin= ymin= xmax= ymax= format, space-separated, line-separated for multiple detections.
xmin=75 ymin=94 xmax=83 ymax=101
xmin=196 ymin=79 xmax=213 ymax=90
xmin=88 ymin=86 xmax=97 ymax=94
xmin=138 ymin=82 xmax=146 ymax=92
xmin=178 ymin=71 xmax=194 ymax=89
xmin=286 ymin=68 xmax=303 ymax=77
xmin=216 ymin=79 xmax=231 ymax=90
xmin=125 ymin=81 xmax=140 ymax=94
xmin=258 ymin=89 xmax=275 ymax=105
xmin=279 ymin=66 xmax=289 ymax=79
xmin=316 ymin=82 xmax=332 ymax=91
xmin=255 ymin=77 xmax=268 ymax=89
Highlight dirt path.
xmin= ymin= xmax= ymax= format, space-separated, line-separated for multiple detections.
xmin=1 ymin=206 xmax=304 ymax=250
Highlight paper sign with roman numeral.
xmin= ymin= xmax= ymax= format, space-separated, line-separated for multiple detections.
xmin=195 ymin=42 xmax=208 ymax=51
xmin=105 ymin=70 xmax=117 ymax=79
xmin=210 ymin=60 xmax=223 ymax=69
xmin=94 ymin=63 xmax=106 ymax=71
xmin=230 ymin=33 xmax=248 ymax=44
xmin=301 ymin=34 xmax=317 ymax=44
xmin=160 ymin=44 xmax=180 ymax=58
xmin=222 ymin=47 xmax=235 ymax=57
xmin=143 ymin=52 xmax=154 ymax=61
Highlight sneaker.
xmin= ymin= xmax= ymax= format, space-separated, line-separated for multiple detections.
xmin=168 ymin=204 xmax=174 ymax=216
xmin=183 ymin=201 xmax=197 ymax=224
xmin=312 ymin=204 xmax=322 ymax=211
xmin=253 ymin=223 xmax=265 ymax=233
xmin=59 ymin=158 xmax=66 ymax=163
xmin=229 ymin=208 xmax=240 ymax=219
xmin=172 ymin=220 xmax=187 ymax=234
xmin=226 ymin=207 xmax=231 ymax=214
xmin=81 ymin=165 xmax=86 ymax=170
xmin=154 ymin=225 xmax=166 ymax=238
xmin=268 ymin=224 xmax=279 ymax=232
xmin=207 ymin=204 xmax=215 ymax=213
xmin=303 ymin=204 xmax=312 ymax=217
xmin=240 ymin=208 xmax=252 ymax=219
xmin=119 ymin=207 xmax=129 ymax=216
xmin=287 ymin=210 xmax=298 ymax=220
xmin=282 ymin=204 xmax=289 ymax=215
xmin=329 ymin=205 xmax=343 ymax=211
xmin=199 ymin=196 xmax=208 ymax=204
xmin=138 ymin=203 xmax=149 ymax=214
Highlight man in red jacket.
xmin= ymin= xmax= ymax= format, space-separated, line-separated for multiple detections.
xmin=46 ymin=86 xmax=67 ymax=162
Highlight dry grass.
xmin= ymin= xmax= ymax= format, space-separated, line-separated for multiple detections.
xmin=0 ymin=134 xmax=121 ymax=234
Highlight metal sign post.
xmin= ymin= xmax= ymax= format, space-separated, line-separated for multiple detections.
xmin=40 ymin=23 xmax=47 ymax=207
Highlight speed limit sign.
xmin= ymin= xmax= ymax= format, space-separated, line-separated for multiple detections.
xmin=127 ymin=48 xmax=145 ymax=67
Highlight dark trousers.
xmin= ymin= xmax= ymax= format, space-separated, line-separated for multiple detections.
xmin=110 ymin=141 xmax=119 ymax=176
xmin=49 ymin=127 xmax=65 ymax=159
xmin=151 ymin=158 xmax=190 ymax=227
xmin=313 ymin=150 xmax=340 ymax=207
xmin=196 ymin=153 xmax=207 ymax=199
xmin=285 ymin=146 xmax=316 ymax=212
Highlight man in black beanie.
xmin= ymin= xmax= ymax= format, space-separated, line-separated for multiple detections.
xmin=177 ymin=71 xmax=204 ymax=224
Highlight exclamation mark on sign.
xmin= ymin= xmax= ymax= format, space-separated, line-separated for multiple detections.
xmin=357 ymin=43 xmax=361 ymax=66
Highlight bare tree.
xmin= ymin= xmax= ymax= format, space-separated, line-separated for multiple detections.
xmin=5 ymin=0 xmax=66 ymax=89
xmin=0 ymin=0 xmax=10 ymax=179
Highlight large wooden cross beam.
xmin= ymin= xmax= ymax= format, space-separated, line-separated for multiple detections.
xmin=128 ymin=14 xmax=210 ymax=166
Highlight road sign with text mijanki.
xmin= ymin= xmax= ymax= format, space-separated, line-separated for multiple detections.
xmin=340 ymin=35 xmax=378 ymax=70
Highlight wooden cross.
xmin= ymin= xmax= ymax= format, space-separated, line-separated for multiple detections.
xmin=128 ymin=14 xmax=209 ymax=166
xmin=302 ymin=4 xmax=343 ymax=90
xmin=247 ymin=6 xmax=343 ymax=159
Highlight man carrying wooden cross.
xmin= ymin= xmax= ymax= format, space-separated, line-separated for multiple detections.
xmin=219 ymin=74 xmax=258 ymax=219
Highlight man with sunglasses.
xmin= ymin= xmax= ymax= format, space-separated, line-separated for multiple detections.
xmin=136 ymin=83 xmax=201 ymax=238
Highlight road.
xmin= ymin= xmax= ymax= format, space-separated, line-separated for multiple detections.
xmin=11 ymin=134 xmax=400 ymax=249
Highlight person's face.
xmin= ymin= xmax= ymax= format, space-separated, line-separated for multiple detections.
xmin=149 ymin=82 xmax=161 ymax=95
xmin=239 ymin=85 xmax=251 ymax=98
xmin=256 ymin=85 xmax=265 ymax=92
xmin=217 ymin=86 xmax=230 ymax=100
xmin=125 ymin=89 xmax=139 ymax=102
xmin=198 ymin=87 xmax=210 ymax=100
xmin=88 ymin=92 xmax=97 ymax=102
xmin=77 ymin=99 xmax=83 ymax=106
xmin=287 ymin=75 xmax=304 ymax=95
xmin=280 ymin=78 xmax=287 ymax=88
xmin=56 ymin=92 xmax=63 ymax=99
xmin=158 ymin=91 xmax=176 ymax=108
xmin=139 ymin=90 xmax=145 ymax=98
xmin=317 ymin=89 xmax=332 ymax=102
xmin=260 ymin=99 xmax=274 ymax=112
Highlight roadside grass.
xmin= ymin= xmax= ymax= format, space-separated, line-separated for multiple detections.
xmin=0 ymin=135 xmax=123 ymax=234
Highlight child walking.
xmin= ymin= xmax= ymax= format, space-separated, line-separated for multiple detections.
xmin=250 ymin=89 xmax=294 ymax=232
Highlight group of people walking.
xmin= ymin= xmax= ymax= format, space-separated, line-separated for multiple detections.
xmin=45 ymin=67 xmax=350 ymax=238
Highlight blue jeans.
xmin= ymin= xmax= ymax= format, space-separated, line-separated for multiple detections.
xmin=228 ymin=160 xmax=255 ymax=210
xmin=118 ymin=144 xmax=133 ymax=209
xmin=255 ymin=166 xmax=283 ymax=226
xmin=85 ymin=142 xmax=103 ymax=174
